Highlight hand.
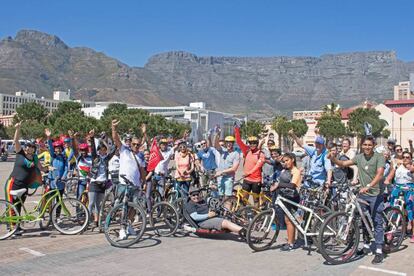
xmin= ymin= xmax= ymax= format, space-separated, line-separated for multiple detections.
xmin=351 ymin=179 xmax=359 ymax=185
xmin=270 ymin=183 xmax=279 ymax=192
xmin=242 ymin=173 xmax=250 ymax=179
xmin=208 ymin=211 xmax=216 ymax=218
xmin=45 ymin=128 xmax=52 ymax=137
xmin=314 ymin=127 xmax=320 ymax=135
xmin=74 ymin=132 xmax=80 ymax=138
xmin=141 ymin=123 xmax=147 ymax=134
xmin=111 ymin=119 xmax=120 ymax=129
xmin=15 ymin=122 xmax=21 ymax=129
xmin=327 ymin=149 xmax=336 ymax=160
xmin=359 ymin=187 xmax=370 ymax=194
xmin=384 ymin=179 xmax=390 ymax=185
xmin=215 ymin=171 xmax=222 ymax=177
xmin=288 ymin=129 xmax=295 ymax=136
xmin=324 ymin=182 xmax=331 ymax=188
xmin=68 ymin=130 xmax=74 ymax=137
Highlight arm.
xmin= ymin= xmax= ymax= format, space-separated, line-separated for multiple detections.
xmin=288 ymin=130 xmax=304 ymax=149
xmin=188 ymin=154 xmax=195 ymax=174
xmin=328 ymin=149 xmax=355 ymax=167
xmin=234 ymin=126 xmax=248 ymax=156
xmin=384 ymin=162 xmax=395 ymax=185
xmin=222 ymin=155 xmax=240 ymax=175
xmin=213 ymin=132 xmax=221 ymax=151
xmin=324 ymin=154 xmax=333 ymax=184
xmin=140 ymin=165 xmax=147 ymax=183
xmin=89 ymin=134 xmax=97 ymax=159
xmin=190 ymin=212 xmax=209 ymax=222
xmin=37 ymin=160 xmax=48 ymax=173
xmin=111 ymin=120 xmax=122 ymax=150
xmin=62 ymin=159 xmax=68 ymax=179
xmin=13 ymin=123 xmax=22 ymax=153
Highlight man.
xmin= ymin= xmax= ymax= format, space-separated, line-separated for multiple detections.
xmin=195 ymin=139 xmax=218 ymax=188
xmin=267 ymin=146 xmax=283 ymax=181
xmin=185 ymin=186 xmax=246 ymax=237
xmin=234 ymin=125 xmax=265 ymax=208
xmin=289 ymin=130 xmax=332 ymax=186
xmin=153 ymin=138 xmax=177 ymax=196
xmin=112 ymin=120 xmax=146 ymax=202
xmin=262 ymin=138 xmax=276 ymax=185
xmin=387 ymin=138 xmax=396 ymax=158
xmin=340 ymin=138 xmax=358 ymax=184
xmin=328 ymin=136 xmax=385 ymax=264
xmin=214 ymin=134 xmax=240 ymax=204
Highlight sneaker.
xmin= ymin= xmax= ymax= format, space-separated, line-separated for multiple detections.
xmin=238 ymin=228 xmax=247 ymax=240
xmin=280 ymin=243 xmax=295 ymax=252
xmin=410 ymin=235 xmax=414 ymax=243
xmin=127 ymin=224 xmax=137 ymax=236
xmin=357 ymin=247 xmax=372 ymax=256
xmin=13 ymin=227 xmax=24 ymax=236
xmin=372 ymin=253 xmax=384 ymax=265
xmin=119 ymin=227 xmax=127 ymax=240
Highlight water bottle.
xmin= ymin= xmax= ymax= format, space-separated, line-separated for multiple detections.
xmin=294 ymin=209 xmax=304 ymax=223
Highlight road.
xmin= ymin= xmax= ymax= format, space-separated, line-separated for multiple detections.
xmin=0 ymin=160 xmax=412 ymax=276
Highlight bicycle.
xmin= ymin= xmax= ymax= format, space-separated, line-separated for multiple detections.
xmin=318 ymin=186 xmax=405 ymax=265
xmin=0 ymin=185 xmax=89 ymax=239
xmin=246 ymin=191 xmax=327 ymax=252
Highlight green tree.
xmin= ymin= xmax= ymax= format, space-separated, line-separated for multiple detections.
xmin=14 ymin=102 xmax=48 ymax=123
xmin=49 ymin=101 xmax=83 ymax=125
xmin=271 ymin=116 xmax=290 ymax=148
xmin=381 ymin=129 xmax=391 ymax=139
xmin=322 ymin=102 xmax=341 ymax=116
xmin=348 ymin=108 xmax=387 ymax=138
xmin=288 ymin=119 xmax=308 ymax=137
xmin=240 ymin=120 xmax=266 ymax=138
xmin=317 ymin=114 xmax=347 ymax=141
xmin=102 ymin=103 xmax=128 ymax=118
xmin=52 ymin=113 xmax=100 ymax=135
xmin=0 ymin=123 xmax=9 ymax=139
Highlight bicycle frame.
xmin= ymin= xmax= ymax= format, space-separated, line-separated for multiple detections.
xmin=234 ymin=188 xmax=272 ymax=210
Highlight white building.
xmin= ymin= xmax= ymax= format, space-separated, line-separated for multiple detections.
xmin=0 ymin=91 xmax=95 ymax=116
xmin=82 ymin=102 xmax=243 ymax=142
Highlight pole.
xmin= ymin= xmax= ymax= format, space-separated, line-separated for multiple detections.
xmin=392 ymin=111 xmax=394 ymax=139
xmin=400 ymin=117 xmax=402 ymax=145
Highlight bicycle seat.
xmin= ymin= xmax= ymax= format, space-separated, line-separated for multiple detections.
xmin=10 ymin=188 xmax=28 ymax=198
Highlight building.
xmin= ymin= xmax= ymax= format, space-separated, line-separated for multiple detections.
xmin=0 ymin=90 xmax=95 ymax=116
xmin=82 ymin=102 xmax=243 ymax=142
xmin=0 ymin=114 xmax=14 ymax=127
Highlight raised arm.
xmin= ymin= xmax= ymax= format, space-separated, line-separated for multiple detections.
xmin=45 ymin=128 xmax=56 ymax=158
xmin=288 ymin=129 xmax=304 ymax=149
xmin=234 ymin=126 xmax=248 ymax=156
xmin=88 ymin=130 xmax=97 ymax=159
xmin=111 ymin=119 xmax=122 ymax=149
xmin=13 ymin=122 xmax=22 ymax=153
xmin=327 ymin=148 xmax=355 ymax=167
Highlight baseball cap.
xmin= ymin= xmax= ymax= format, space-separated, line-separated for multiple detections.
xmin=315 ymin=136 xmax=325 ymax=145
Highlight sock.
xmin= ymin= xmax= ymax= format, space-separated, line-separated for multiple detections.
xmin=376 ymin=248 xmax=382 ymax=254
xmin=363 ymin=244 xmax=370 ymax=249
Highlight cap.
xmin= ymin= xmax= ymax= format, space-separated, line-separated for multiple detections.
xmin=26 ymin=139 xmax=36 ymax=147
xmin=387 ymin=138 xmax=396 ymax=144
xmin=159 ymin=138 xmax=168 ymax=144
xmin=189 ymin=186 xmax=200 ymax=195
xmin=63 ymin=137 xmax=71 ymax=143
xmin=79 ymin=143 xmax=89 ymax=150
xmin=224 ymin=136 xmax=235 ymax=142
xmin=52 ymin=141 xmax=63 ymax=148
xmin=247 ymin=136 xmax=259 ymax=143
xmin=315 ymin=136 xmax=325 ymax=145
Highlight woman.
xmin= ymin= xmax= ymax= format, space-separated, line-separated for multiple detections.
xmin=174 ymin=141 xmax=194 ymax=195
xmin=385 ymin=151 xmax=414 ymax=242
xmin=270 ymin=153 xmax=302 ymax=251
xmin=4 ymin=123 xmax=45 ymax=235
xmin=143 ymin=149 xmax=154 ymax=212
xmin=75 ymin=142 xmax=92 ymax=200
xmin=88 ymin=130 xmax=116 ymax=228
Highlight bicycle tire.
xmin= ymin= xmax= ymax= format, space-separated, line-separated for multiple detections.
xmin=318 ymin=211 xmax=360 ymax=265
xmin=166 ymin=191 xmax=179 ymax=205
xmin=383 ymin=206 xmax=406 ymax=252
xmin=151 ymin=190 xmax=162 ymax=205
xmin=310 ymin=207 xmax=332 ymax=246
xmin=98 ymin=190 xmax=116 ymax=232
xmin=38 ymin=203 xmax=52 ymax=230
xmin=246 ymin=209 xmax=280 ymax=251
xmin=104 ymin=202 xmax=147 ymax=248
xmin=150 ymin=202 xmax=179 ymax=237
xmin=234 ymin=205 xmax=260 ymax=227
xmin=0 ymin=199 xmax=19 ymax=240
xmin=51 ymin=197 xmax=90 ymax=235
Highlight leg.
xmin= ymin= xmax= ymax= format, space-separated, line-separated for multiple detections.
xmin=88 ymin=192 xmax=96 ymax=219
xmin=222 ymin=219 xmax=242 ymax=233
xmin=251 ymin=182 xmax=262 ymax=209
xmin=145 ymin=181 xmax=153 ymax=212
xmin=371 ymin=195 xmax=384 ymax=252
xmin=285 ymin=215 xmax=296 ymax=245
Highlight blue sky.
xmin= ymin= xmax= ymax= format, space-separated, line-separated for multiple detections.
xmin=1 ymin=0 xmax=413 ymax=66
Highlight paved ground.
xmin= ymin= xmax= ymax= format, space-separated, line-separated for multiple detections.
xmin=0 ymin=160 xmax=412 ymax=276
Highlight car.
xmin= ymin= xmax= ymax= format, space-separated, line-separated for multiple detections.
xmin=292 ymin=149 xmax=306 ymax=158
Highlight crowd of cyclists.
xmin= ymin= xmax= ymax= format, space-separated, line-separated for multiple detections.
xmin=2 ymin=118 xmax=414 ymax=266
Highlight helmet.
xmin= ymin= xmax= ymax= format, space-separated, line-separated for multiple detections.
xmin=124 ymin=134 xmax=133 ymax=141
xmin=52 ymin=140 xmax=63 ymax=148
xmin=268 ymin=145 xmax=278 ymax=151
xmin=26 ymin=139 xmax=36 ymax=148
xmin=159 ymin=138 xmax=168 ymax=144
xmin=247 ymin=136 xmax=259 ymax=143
xmin=224 ymin=136 xmax=235 ymax=142
xmin=79 ymin=143 xmax=89 ymax=150
xmin=63 ymin=137 xmax=71 ymax=143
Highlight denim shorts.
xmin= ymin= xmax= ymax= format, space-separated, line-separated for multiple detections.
xmin=218 ymin=176 xmax=234 ymax=196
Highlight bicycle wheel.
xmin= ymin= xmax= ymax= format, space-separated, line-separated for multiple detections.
xmin=383 ymin=206 xmax=406 ymax=252
xmin=0 ymin=200 xmax=19 ymax=240
xmin=150 ymin=202 xmax=179 ymax=237
xmin=166 ymin=191 xmax=179 ymax=205
xmin=51 ymin=197 xmax=89 ymax=235
xmin=98 ymin=190 xmax=116 ymax=232
xmin=318 ymin=211 xmax=360 ymax=265
xmin=38 ymin=201 xmax=52 ymax=230
xmin=310 ymin=208 xmax=332 ymax=246
xmin=246 ymin=209 xmax=280 ymax=251
xmin=151 ymin=190 xmax=162 ymax=205
xmin=104 ymin=202 xmax=147 ymax=248
xmin=235 ymin=206 xmax=260 ymax=227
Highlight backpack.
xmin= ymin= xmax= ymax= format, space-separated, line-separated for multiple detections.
xmin=338 ymin=154 xmax=354 ymax=180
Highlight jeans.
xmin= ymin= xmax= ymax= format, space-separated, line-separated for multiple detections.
xmin=145 ymin=180 xmax=153 ymax=212
xmin=359 ymin=194 xmax=384 ymax=248
xmin=153 ymin=174 xmax=165 ymax=196
xmin=88 ymin=192 xmax=104 ymax=216
xmin=176 ymin=181 xmax=190 ymax=196
xmin=76 ymin=179 xmax=87 ymax=200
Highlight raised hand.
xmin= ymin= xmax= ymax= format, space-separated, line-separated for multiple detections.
xmin=45 ymin=128 xmax=52 ymax=138
xmin=15 ymin=122 xmax=21 ymax=129
xmin=68 ymin=129 xmax=74 ymax=137
xmin=141 ymin=123 xmax=147 ymax=134
xmin=111 ymin=119 xmax=120 ymax=128
xmin=89 ymin=129 xmax=95 ymax=137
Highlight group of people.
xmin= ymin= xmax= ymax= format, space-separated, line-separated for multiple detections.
xmin=3 ymin=120 xmax=414 ymax=265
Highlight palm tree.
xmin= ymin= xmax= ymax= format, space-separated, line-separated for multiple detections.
xmin=322 ymin=102 xmax=341 ymax=116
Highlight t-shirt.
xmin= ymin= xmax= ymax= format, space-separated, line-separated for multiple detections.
xmin=352 ymin=152 xmax=385 ymax=197
xmin=217 ymin=147 xmax=240 ymax=178
xmin=175 ymin=153 xmax=193 ymax=181
xmin=196 ymin=147 xmax=218 ymax=171
xmin=10 ymin=149 xmax=38 ymax=188
xmin=185 ymin=199 xmax=209 ymax=222
xmin=304 ymin=145 xmax=332 ymax=185
xmin=262 ymin=148 xmax=274 ymax=178
xmin=155 ymin=147 xmax=174 ymax=175
xmin=119 ymin=144 xmax=145 ymax=187
xmin=77 ymin=156 xmax=92 ymax=179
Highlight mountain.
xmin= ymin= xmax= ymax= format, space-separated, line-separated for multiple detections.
xmin=0 ymin=30 xmax=413 ymax=117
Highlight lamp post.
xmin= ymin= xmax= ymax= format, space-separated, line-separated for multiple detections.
xmin=400 ymin=117 xmax=402 ymax=145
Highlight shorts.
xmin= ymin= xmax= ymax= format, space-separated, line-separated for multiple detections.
xmin=199 ymin=217 xmax=224 ymax=230
xmin=242 ymin=180 xmax=261 ymax=194
xmin=218 ymin=176 xmax=234 ymax=196
xmin=116 ymin=184 xmax=142 ymax=204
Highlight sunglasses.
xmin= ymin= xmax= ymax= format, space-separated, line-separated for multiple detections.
xmin=249 ymin=142 xmax=258 ymax=145
xmin=403 ymin=156 xmax=411 ymax=159
xmin=200 ymin=142 xmax=206 ymax=146
xmin=190 ymin=193 xmax=199 ymax=197
xmin=396 ymin=149 xmax=402 ymax=152
xmin=131 ymin=143 xmax=140 ymax=147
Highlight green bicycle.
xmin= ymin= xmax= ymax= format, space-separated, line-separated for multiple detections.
xmin=0 ymin=186 xmax=90 ymax=240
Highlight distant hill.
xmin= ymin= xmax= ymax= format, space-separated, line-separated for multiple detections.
xmin=1 ymin=30 xmax=413 ymax=117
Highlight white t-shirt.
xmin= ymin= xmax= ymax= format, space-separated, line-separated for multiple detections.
xmin=154 ymin=147 xmax=174 ymax=175
xmin=119 ymin=144 xmax=145 ymax=187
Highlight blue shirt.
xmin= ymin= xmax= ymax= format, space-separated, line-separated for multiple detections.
xmin=304 ymin=145 xmax=332 ymax=185
xmin=197 ymin=147 xmax=218 ymax=171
